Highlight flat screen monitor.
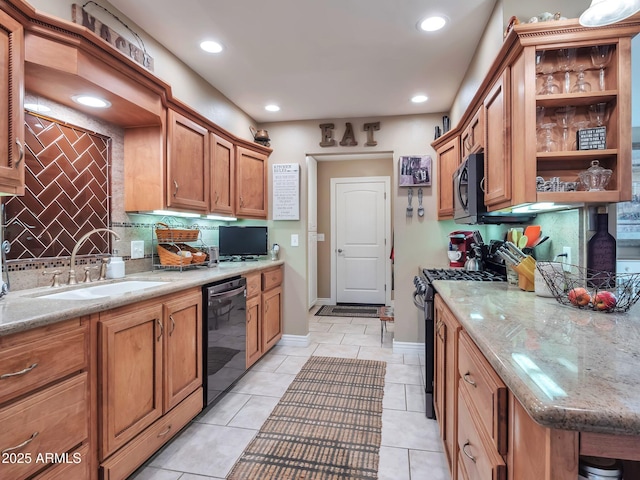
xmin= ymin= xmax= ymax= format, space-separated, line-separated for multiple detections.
xmin=218 ymin=226 xmax=268 ymax=259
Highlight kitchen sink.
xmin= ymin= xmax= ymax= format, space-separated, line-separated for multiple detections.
xmin=35 ymin=280 xmax=169 ymax=300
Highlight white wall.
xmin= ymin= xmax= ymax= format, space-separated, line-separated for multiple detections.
xmin=263 ymin=116 xmax=460 ymax=343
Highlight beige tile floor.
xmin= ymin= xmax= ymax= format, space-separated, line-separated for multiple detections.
xmin=129 ymin=307 xmax=450 ymax=480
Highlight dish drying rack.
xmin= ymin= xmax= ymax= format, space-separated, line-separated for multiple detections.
xmin=152 ymin=222 xmax=210 ymax=271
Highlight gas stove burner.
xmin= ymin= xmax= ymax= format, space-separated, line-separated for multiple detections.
xmin=422 ymin=268 xmax=506 ymax=282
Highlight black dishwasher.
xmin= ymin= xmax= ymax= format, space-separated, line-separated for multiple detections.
xmin=202 ymin=276 xmax=247 ymax=407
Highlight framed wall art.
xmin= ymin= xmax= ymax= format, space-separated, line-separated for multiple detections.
xmin=399 ymin=155 xmax=432 ymax=187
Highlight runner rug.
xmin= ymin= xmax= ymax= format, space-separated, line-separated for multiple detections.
xmin=226 ymin=356 xmax=386 ymax=480
xmin=314 ymin=304 xmax=381 ymax=318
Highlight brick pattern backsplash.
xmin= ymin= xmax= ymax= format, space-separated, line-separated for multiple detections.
xmin=3 ymin=112 xmax=111 ymax=260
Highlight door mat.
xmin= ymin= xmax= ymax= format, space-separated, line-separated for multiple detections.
xmin=314 ymin=304 xmax=381 ymax=318
xmin=226 ymin=356 xmax=386 ymax=480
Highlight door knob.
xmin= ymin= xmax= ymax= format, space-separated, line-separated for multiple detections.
xmin=337 ymin=249 xmax=343 ymax=253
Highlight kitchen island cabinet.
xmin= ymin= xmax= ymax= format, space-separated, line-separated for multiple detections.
xmin=433 ymin=280 xmax=640 ymax=479
xmin=0 ymin=8 xmax=24 ymax=196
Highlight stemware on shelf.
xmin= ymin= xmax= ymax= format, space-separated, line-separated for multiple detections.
xmin=536 ymin=106 xmax=546 ymax=130
xmin=557 ymin=48 xmax=577 ymax=93
xmin=537 ymin=122 xmax=558 ymax=152
xmin=535 ymin=50 xmax=560 ymax=95
xmin=588 ymin=102 xmax=610 ymax=127
xmin=553 ymin=106 xmax=576 ymax=150
xmin=590 ymin=45 xmax=613 ymax=91
xmin=571 ymin=64 xmax=592 ymax=93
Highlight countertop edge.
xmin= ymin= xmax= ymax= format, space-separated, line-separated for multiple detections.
xmin=0 ymin=260 xmax=284 ymax=337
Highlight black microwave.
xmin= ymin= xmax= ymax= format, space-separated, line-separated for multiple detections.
xmin=453 ymin=153 xmax=535 ymax=225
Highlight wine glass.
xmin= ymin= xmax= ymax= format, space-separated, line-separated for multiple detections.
xmin=588 ymin=102 xmax=610 ymax=127
xmin=536 ymin=106 xmax=546 ymax=130
xmin=536 ymin=50 xmax=560 ymax=95
xmin=553 ymin=106 xmax=576 ymax=151
xmin=571 ymin=64 xmax=591 ymax=93
xmin=590 ymin=45 xmax=613 ymax=91
xmin=537 ymin=122 xmax=558 ymax=152
xmin=557 ymin=48 xmax=576 ymax=93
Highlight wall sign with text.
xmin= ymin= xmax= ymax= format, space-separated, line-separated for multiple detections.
xmin=272 ymin=164 xmax=300 ymax=220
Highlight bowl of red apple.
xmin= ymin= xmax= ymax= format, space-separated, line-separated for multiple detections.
xmin=536 ymin=262 xmax=640 ymax=313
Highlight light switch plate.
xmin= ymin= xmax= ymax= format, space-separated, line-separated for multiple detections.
xmin=131 ymin=240 xmax=144 ymax=259
xmin=291 ymin=234 xmax=299 ymax=247
xmin=317 ymin=233 xmax=325 ymax=242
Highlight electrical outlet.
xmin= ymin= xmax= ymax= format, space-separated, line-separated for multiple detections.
xmin=131 ymin=240 xmax=145 ymax=259
xmin=562 ymin=246 xmax=571 ymax=272
xmin=291 ymin=234 xmax=299 ymax=247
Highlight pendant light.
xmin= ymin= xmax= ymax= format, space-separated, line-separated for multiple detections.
xmin=579 ymin=0 xmax=640 ymax=27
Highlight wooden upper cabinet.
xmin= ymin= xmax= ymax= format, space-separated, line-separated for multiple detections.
xmin=166 ymin=110 xmax=210 ymax=213
xmin=483 ymin=70 xmax=512 ymax=210
xmin=436 ymin=136 xmax=461 ymax=219
xmin=461 ymin=107 xmax=484 ymax=159
xmin=210 ymin=133 xmax=235 ymax=215
xmin=0 ymin=10 xmax=24 ymax=196
xmin=236 ymin=146 xmax=268 ymax=218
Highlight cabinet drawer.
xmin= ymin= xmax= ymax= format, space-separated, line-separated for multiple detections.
xmin=32 ymin=443 xmax=90 ymax=480
xmin=0 ymin=373 xmax=88 ymax=480
xmin=100 ymin=388 xmax=203 ymax=480
xmin=245 ymin=272 xmax=261 ymax=299
xmin=458 ymin=331 xmax=508 ymax=454
xmin=457 ymin=385 xmax=506 ymax=480
xmin=262 ymin=266 xmax=283 ymax=291
xmin=0 ymin=324 xmax=87 ymax=405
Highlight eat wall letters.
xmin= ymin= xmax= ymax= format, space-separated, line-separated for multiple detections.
xmin=319 ymin=122 xmax=380 ymax=147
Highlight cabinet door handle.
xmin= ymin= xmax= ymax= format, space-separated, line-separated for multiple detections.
xmin=157 ymin=425 xmax=171 ymax=437
xmin=462 ymin=441 xmax=476 ymax=463
xmin=173 ymin=180 xmax=179 ymax=197
xmin=1 ymin=362 xmax=38 ymax=379
xmin=239 ymin=196 xmax=244 ymax=207
xmin=463 ymin=372 xmax=477 ymax=387
xmin=215 ymin=192 xmax=219 ymax=204
xmin=1 ymin=431 xmax=39 ymax=454
xmin=169 ymin=315 xmax=175 ymax=335
xmin=15 ymin=138 xmax=24 ymax=166
xmin=157 ymin=318 xmax=163 ymax=341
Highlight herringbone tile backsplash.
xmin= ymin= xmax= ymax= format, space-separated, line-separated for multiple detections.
xmin=3 ymin=112 xmax=111 ymax=260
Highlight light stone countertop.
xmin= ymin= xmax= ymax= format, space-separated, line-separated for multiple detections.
xmin=0 ymin=259 xmax=284 ymax=337
xmin=434 ymin=280 xmax=640 ymax=436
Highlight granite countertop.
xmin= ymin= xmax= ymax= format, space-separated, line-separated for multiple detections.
xmin=434 ymin=280 xmax=640 ymax=436
xmin=0 ymin=260 xmax=284 ymax=337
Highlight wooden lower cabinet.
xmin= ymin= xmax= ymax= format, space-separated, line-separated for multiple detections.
xmin=434 ymin=294 xmax=461 ymax=476
xmin=244 ymin=266 xmax=283 ymax=368
xmin=262 ymin=284 xmax=282 ymax=351
xmin=99 ymin=289 xmax=202 ymax=479
xmin=0 ymin=318 xmax=91 ymax=480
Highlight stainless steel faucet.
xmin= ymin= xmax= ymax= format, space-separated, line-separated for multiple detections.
xmin=69 ymin=228 xmax=120 ymax=285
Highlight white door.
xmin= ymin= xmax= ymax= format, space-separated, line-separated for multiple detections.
xmin=334 ymin=179 xmax=388 ymax=304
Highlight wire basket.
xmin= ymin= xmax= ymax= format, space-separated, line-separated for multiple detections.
xmin=536 ymin=261 xmax=640 ymax=313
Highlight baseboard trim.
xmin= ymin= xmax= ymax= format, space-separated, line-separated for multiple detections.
xmin=392 ymin=340 xmax=425 ymax=356
xmin=278 ymin=334 xmax=311 ymax=347
xmin=315 ymin=298 xmax=332 ymax=306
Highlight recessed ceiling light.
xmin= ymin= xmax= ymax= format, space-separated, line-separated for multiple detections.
xmin=200 ymin=40 xmax=223 ymax=53
xmin=24 ymin=103 xmax=51 ymax=113
xmin=419 ymin=16 xmax=447 ymax=32
xmin=71 ymin=95 xmax=111 ymax=108
xmin=411 ymin=95 xmax=428 ymax=103
xmin=265 ymin=104 xmax=280 ymax=112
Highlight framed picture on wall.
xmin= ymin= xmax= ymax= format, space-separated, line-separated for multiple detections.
xmin=399 ymin=155 xmax=432 ymax=187
xmin=617 ymin=144 xmax=640 ymax=245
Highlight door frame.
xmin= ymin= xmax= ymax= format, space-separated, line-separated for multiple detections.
xmin=330 ymin=176 xmax=391 ymax=306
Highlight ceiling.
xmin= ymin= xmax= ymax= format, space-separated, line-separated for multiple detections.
xmin=106 ymin=0 xmax=498 ymax=123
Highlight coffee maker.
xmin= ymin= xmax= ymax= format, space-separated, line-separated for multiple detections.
xmin=448 ymin=231 xmax=474 ymax=268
